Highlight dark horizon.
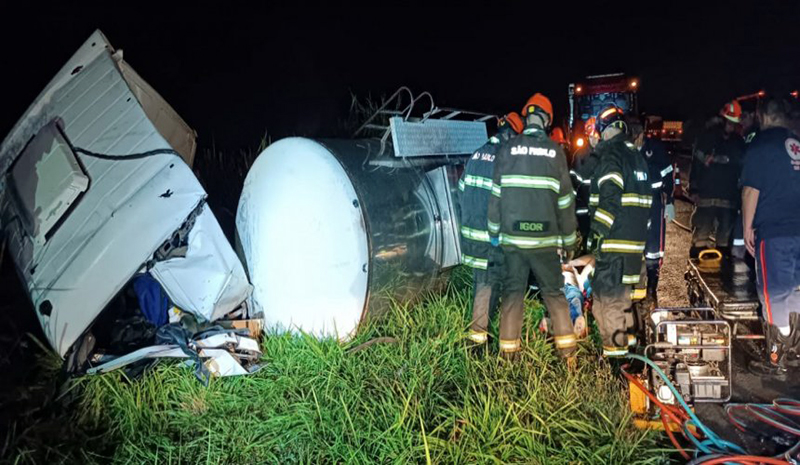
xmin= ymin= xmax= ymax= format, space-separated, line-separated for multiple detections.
xmin=1 ymin=1 xmax=798 ymax=152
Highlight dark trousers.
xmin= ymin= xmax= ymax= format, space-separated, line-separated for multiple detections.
xmin=645 ymin=202 xmax=666 ymax=294
xmin=500 ymin=248 xmax=575 ymax=356
xmin=755 ymin=236 xmax=800 ymax=329
xmin=592 ymin=255 xmax=632 ymax=351
xmin=692 ymin=205 xmax=735 ymax=250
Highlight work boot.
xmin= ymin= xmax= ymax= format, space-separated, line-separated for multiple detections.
xmin=499 ymin=350 xmax=520 ymax=362
xmin=747 ymin=317 xmax=800 ymax=380
xmin=499 ymin=338 xmax=521 ymax=362
xmin=466 ymin=330 xmax=489 ymax=359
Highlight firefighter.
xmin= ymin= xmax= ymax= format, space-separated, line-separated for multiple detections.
xmin=741 ymin=97 xmax=800 ymax=377
xmin=461 ymin=112 xmax=524 ymax=349
xmin=629 ymin=118 xmax=675 ymax=307
xmin=487 ymin=93 xmax=578 ymax=362
xmin=570 ymin=117 xmax=601 ymax=250
xmin=689 ymin=101 xmax=745 ymax=258
xmin=587 ymin=105 xmax=652 ymax=357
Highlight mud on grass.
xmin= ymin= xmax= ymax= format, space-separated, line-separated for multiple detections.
xmin=7 ymin=271 xmax=672 ymax=463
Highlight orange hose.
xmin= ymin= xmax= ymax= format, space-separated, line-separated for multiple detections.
xmin=696 ymin=456 xmax=789 ymax=465
xmin=620 ymin=366 xmax=705 ymax=441
xmin=661 ymin=409 xmax=691 ymax=460
xmin=620 ymin=368 xmax=697 ymax=455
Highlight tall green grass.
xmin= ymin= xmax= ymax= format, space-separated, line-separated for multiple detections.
xmin=74 ymin=272 xmax=671 ymax=464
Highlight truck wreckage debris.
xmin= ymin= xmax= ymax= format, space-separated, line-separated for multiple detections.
xmin=0 ymin=30 xmax=255 ymax=380
xmin=0 ymin=33 xmax=491 ymax=381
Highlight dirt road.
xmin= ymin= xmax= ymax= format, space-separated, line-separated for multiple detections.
xmin=658 ymin=199 xmax=693 ymax=307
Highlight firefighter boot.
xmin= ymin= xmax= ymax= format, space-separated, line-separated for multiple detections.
xmin=498 ymin=291 xmax=525 ymax=363
xmin=499 ymin=338 xmax=521 ymax=362
xmin=466 ymin=330 xmax=489 ymax=359
xmin=467 ymin=282 xmax=493 ymax=358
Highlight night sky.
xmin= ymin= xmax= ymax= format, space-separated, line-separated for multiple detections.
xmin=1 ymin=2 xmax=798 ymax=151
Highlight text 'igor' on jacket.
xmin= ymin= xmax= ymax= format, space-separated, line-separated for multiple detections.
xmin=487 ymin=127 xmax=577 ymax=251
xmin=589 ymin=133 xmax=652 ymax=284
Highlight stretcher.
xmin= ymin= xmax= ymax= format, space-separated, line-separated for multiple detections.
xmin=684 ymin=250 xmax=761 ymax=339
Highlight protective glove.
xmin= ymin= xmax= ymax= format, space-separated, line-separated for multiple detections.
xmin=587 ymin=231 xmax=603 ymax=255
xmin=665 ymin=204 xmax=676 ymax=222
xmin=490 ymin=236 xmax=500 ymax=248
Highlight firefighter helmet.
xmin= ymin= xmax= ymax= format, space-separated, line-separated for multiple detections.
xmin=550 ymin=127 xmax=567 ymax=144
xmin=521 ymin=93 xmax=554 ymax=127
xmin=720 ymin=100 xmax=742 ymax=123
xmin=595 ymin=105 xmax=627 ymax=135
xmin=499 ymin=112 xmax=524 ymax=134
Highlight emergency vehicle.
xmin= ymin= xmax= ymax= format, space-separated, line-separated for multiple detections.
xmin=567 ymin=73 xmax=639 ymax=151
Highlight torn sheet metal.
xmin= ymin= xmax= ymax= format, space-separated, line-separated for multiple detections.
xmin=151 ymin=205 xmax=253 ymax=323
xmin=87 ymin=332 xmax=262 ymax=379
xmin=0 ymin=30 xmax=249 ymax=357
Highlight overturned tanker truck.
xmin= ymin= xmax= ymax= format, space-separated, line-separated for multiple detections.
xmin=236 ymin=88 xmax=494 ymax=340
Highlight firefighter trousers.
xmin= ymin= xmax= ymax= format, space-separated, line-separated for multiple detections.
xmin=691 ymin=204 xmax=735 ymax=252
xmin=500 ymin=248 xmax=575 ymax=357
xmin=592 ymin=255 xmax=632 ymax=355
xmin=469 ymin=247 xmax=503 ymax=343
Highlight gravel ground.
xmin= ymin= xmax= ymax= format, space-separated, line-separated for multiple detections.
xmin=657 ymin=199 xmax=693 ymax=307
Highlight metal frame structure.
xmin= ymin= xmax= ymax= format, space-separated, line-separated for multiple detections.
xmin=644 ymin=307 xmax=732 ymax=404
xmin=354 ymin=87 xmax=495 ymax=160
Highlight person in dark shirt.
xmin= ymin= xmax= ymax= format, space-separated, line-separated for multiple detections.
xmin=689 ymin=101 xmax=745 ymax=257
xmin=741 ymin=97 xmax=800 ymax=377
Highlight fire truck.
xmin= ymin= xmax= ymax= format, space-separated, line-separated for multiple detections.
xmin=567 ymin=73 xmax=640 ymax=152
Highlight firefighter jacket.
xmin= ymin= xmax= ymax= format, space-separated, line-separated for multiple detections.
xmin=589 ymin=133 xmax=652 ymax=284
xmin=570 ymin=149 xmax=599 ymax=219
xmin=641 ymin=137 xmax=674 ymax=207
xmin=690 ymin=125 xmax=745 ymax=204
xmin=487 ymin=127 xmax=577 ymax=251
xmin=457 ymin=136 xmax=502 ymax=269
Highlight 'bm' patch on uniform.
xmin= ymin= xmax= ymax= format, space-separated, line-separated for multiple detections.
xmin=515 ymin=221 xmax=549 ymax=232
xmin=635 ymin=170 xmax=648 ymax=181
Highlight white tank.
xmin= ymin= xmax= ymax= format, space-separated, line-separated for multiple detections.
xmin=236 ymin=137 xmax=461 ymax=341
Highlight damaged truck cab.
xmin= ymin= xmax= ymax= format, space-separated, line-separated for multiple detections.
xmin=0 ymin=30 xmax=251 ymax=361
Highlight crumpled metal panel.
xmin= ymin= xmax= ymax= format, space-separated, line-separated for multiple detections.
xmin=0 ymin=31 xmax=248 ymax=357
xmin=389 ymin=116 xmax=487 ymax=157
xmin=151 ymin=205 xmax=253 ymax=323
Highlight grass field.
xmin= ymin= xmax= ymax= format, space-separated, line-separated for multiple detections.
xmin=25 ymin=269 xmax=670 ymax=464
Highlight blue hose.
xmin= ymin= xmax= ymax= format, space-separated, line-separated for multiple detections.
xmin=626 ymin=353 xmax=746 ymax=455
